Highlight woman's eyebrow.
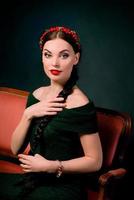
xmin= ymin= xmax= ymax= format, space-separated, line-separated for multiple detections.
xmin=43 ymin=49 xmax=70 ymax=53
xmin=43 ymin=49 xmax=51 ymax=53
xmin=59 ymin=49 xmax=70 ymax=53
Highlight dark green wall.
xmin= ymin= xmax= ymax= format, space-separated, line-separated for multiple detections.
xmin=1 ymin=0 xmax=134 ymax=118
xmin=0 ymin=1 xmax=134 ymax=197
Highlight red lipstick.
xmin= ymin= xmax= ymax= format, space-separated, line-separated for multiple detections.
xmin=50 ymin=70 xmax=61 ymax=75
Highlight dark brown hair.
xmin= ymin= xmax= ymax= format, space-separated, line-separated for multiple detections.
xmin=39 ymin=26 xmax=81 ymax=54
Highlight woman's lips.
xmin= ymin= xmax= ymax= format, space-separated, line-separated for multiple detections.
xmin=50 ymin=70 xmax=61 ymax=75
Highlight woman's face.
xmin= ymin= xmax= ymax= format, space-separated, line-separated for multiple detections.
xmin=42 ymin=38 xmax=80 ymax=85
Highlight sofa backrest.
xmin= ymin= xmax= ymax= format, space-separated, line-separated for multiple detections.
xmin=0 ymin=87 xmax=29 ymax=157
xmin=0 ymin=87 xmax=132 ymax=170
xmin=96 ymin=107 xmax=132 ymax=169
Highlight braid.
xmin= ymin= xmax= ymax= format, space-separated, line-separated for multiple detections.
xmin=56 ymin=67 xmax=79 ymax=101
xmin=18 ymin=68 xmax=79 ymax=199
xmin=32 ymin=67 xmax=78 ymax=152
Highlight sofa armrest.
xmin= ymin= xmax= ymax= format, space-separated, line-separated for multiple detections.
xmin=97 ymin=168 xmax=127 ymax=200
xmin=99 ymin=168 xmax=127 ymax=185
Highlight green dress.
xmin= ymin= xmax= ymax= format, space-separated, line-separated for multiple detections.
xmin=0 ymin=93 xmax=98 ymax=200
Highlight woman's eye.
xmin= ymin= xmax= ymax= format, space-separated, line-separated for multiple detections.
xmin=61 ymin=53 xmax=69 ymax=59
xmin=44 ymin=52 xmax=51 ymax=58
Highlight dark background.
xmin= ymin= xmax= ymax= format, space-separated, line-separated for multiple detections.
xmin=0 ymin=0 xmax=134 ymax=198
xmin=1 ymin=0 xmax=134 ymax=116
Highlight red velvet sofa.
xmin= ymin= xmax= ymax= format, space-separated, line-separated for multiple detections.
xmin=0 ymin=87 xmax=132 ymax=200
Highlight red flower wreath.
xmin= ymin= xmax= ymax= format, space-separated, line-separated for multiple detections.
xmin=39 ymin=26 xmax=80 ymax=50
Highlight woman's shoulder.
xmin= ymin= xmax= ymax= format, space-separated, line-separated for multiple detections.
xmin=32 ymin=86 xmax=49 ymax=101
xmin=66 ymin=86 xmax=90 ymax=109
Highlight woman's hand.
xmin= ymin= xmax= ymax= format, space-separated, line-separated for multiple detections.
xmin=24 ymin=97 xmax=66 ymax=120
xmin=18 ymin=153 xmax=52 ymax=173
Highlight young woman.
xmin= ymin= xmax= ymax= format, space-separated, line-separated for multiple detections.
xmin=1 ymin=26 xmax=102 ymax=200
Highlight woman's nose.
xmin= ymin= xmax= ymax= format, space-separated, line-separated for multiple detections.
xmin=51 ymin=57 xmax=59 ymax=67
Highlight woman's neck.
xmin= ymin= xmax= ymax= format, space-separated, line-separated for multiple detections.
xmin=46 ymin=82 xmax=64 ymax=98
xmin=51 ymin=81 xmax=63 ymax=90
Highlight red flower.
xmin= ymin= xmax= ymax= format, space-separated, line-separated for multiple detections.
xmin=39 ymin=26 xmax=80 ymax=50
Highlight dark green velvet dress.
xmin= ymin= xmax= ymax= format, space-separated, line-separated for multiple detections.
xmin=0 ymin=93 xmax=98 ymax=200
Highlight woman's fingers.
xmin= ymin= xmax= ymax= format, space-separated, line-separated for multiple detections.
xmin=18 ymin=154 xmax=31 ymax=165
xmin=50 ymin=102 xmax=66 ymax=108
xmin=48 ymin=107 xmax=63 ymax=112
xmin=20 ymin=163 xmax=30 ymax=169
xmin=19 ymin=154 xmax=32 ymax=172
xmin=51 ymin=97 xmax=65 ymax=102
xmin=28 ymin=96 xmax=66 ymax=118
xmin=19 ymin=158 xmax=30 ymax=165
xmin=20 ymin=164 xmax=31 ymax=172
xmin=18 ymin=154 xmax=32 ymax=159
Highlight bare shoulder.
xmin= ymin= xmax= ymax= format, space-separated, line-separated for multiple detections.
xmin=32 ymin=86 xmax=49 ymax=100
xmin=66 ymin=86 xmax=90 ymax=109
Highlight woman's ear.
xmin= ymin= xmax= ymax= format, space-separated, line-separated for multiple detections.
xmin=74 ymin=52 xmax=80 ymax=65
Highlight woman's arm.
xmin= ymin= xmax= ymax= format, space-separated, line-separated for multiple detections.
xmin=18 ymin=132 xmax=103 ymax=174
xmin=11 ymin=97 xmax=66 ymax=155
xmin=11 ymin=109 xmax=33 ymax=155
xmin=62 ymin=132 xmax=103 ymax=173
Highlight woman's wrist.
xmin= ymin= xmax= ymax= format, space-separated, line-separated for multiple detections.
xmin=47 ymin=160 xmax=63 ymax=177
xmin=56 ymin=160 xmax=63 ymax=178
xmin=23 ymin=108 xmax=33 ymax=121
